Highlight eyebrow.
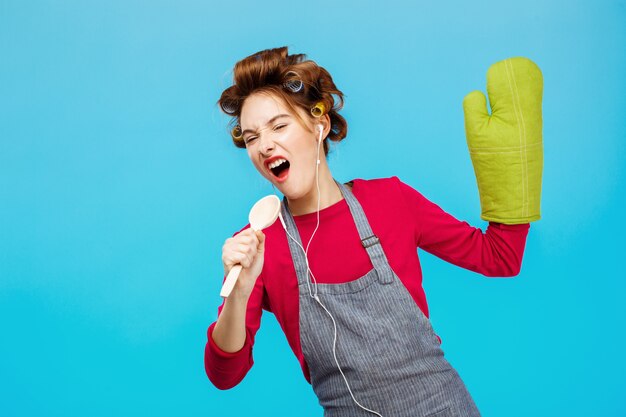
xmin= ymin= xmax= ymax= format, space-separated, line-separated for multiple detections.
xmin=241 ymin=114 xmax=291 ymax=136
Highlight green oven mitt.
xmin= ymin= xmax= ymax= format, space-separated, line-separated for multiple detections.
xmin=463 ymin=57 xmax=543 ymax=224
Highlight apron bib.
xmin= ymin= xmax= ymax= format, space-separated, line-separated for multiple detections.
xmin=280 ymin=180 xmax=482 ymax=417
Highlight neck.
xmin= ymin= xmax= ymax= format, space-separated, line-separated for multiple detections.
xmin=286 ymin=163 xmax=343 ymax=216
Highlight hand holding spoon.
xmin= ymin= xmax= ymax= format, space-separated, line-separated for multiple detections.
xmin=220 ymin=195 xmax=282 ymax=298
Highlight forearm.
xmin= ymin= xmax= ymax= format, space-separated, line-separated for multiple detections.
xmin=205 ymin=280 xmax=262 ymax=390
xmin=211 ymin=287 xmax=251 ymax=353
xmin=422 ymin=220 xmax=529 ymax=277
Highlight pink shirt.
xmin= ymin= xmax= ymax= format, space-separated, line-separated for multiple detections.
xmin=204 ymin=176 xmax=530 ymax=390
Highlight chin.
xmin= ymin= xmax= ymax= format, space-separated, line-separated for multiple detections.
xmin=269 ymin=171 xmax=317 ymax=200
xmin=279 ymin=182 xmax=308 ymax=200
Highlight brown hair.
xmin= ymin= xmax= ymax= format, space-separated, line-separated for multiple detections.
xmin=217 ymin=46 xmax=348 ymax=155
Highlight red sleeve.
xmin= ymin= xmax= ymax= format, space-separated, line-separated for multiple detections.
xmin=394 ymin=176 xmax=530 ymax=277
xmin=204 ymin=227 xmax=266 ymax=390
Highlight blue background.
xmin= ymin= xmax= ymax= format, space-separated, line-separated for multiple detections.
xmin=1 ymin=0 xmax=625 ymax=416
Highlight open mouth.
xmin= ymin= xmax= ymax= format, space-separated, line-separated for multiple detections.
xmin=268 ymin=158 xmax=290 ymax=180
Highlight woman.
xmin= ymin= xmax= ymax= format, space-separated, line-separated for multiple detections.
xmin=205 ymin=46 xmax=539 ymax=417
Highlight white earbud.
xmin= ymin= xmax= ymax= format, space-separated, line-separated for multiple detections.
xmin=316 ymin=124 xmax=323 ymax=164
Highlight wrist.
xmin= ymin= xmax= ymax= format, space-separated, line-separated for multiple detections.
xmin=225 ymin=284 xmax=252 ymax=305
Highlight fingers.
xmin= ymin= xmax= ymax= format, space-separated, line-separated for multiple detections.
xmin=234 ymin=251 xmax=253 ymax=268
xmin=225 ymin=229 xmax=258 ymax=248
xmin=255 ymin=230 xmax=265 ymax=254
xmin=222 ymin=243 xmax=254 ymax=269
xmin=221 ymin=228 xmax=264 ymax=270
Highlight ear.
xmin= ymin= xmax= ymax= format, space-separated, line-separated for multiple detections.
xmin=318 ymin=114 xmax=331 ymax=140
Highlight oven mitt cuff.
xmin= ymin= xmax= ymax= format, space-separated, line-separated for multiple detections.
xmin=463 ymin=57 xmax=544 ymax=224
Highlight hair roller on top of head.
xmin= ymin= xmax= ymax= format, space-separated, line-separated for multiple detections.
xmin=311 ymin=102 xmax=326 ymax=118
xmin=283 ymin=71 xmax=304 ymax=93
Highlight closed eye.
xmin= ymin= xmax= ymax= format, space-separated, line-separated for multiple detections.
xmin=245 ymin=124 xmax=286 ymax=144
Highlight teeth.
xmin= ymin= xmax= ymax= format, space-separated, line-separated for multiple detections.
xmin=268 ymin=158 xmax=287 ymax=169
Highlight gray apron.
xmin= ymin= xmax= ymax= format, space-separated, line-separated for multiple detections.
xmin=280 ymin=180 xmax=482 ymax=417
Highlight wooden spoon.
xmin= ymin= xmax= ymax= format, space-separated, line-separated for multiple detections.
xmin=220 ymin=195 xmax=281 ymax=298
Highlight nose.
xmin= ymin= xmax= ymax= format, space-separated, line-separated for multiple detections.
xmin=258 ymin=132 xmax=275 ymax=157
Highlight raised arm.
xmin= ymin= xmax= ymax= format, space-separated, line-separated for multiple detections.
xmin=396 ymin=177 xmax=530 ymax=277
xmin=401 ymin=57 xmax=543 ymax=276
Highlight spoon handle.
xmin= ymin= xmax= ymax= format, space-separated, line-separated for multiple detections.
xmin=220 ymin=264 xmax=243 ymax=298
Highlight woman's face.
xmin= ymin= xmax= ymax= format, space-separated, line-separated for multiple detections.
xmin=240 ymin=92 xmax=326 ymax=200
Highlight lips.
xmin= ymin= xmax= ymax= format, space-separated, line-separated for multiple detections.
xmin=264 ymin=155 xmax=291 ymax=182
xmin=264 ymin=155 xmax=287 ymax=168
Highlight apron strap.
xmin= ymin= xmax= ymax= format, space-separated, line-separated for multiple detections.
xmin=335 ymin=180 xmax=394 ymax=285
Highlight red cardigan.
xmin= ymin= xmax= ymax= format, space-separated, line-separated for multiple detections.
xmin=204 ymin=176 xmax=530 ymax=390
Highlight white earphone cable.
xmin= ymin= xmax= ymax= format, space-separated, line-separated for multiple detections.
xmin=276 ymin=125 xmax=383 ymax=417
